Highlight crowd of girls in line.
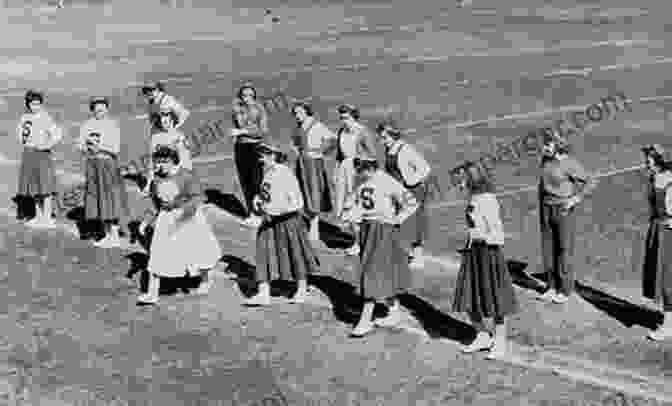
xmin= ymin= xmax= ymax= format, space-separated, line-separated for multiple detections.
xmin=12 ymin=82 xmax=672 ymax=362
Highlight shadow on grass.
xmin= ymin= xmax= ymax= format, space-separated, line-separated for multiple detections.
xmin=530 ymin=271 xmax=663 ymax=330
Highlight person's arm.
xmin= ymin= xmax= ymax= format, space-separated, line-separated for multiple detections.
xmin=77 ymin=124 xmax=88 ymax=152
xmin=359 ymin=127 xmax=377 ymax=161
xmin=45 ymin=115 xmax=63 ymax=149
xmin=479 ymin=194 xmax=505 ymax=245
xmin=174 ymin=174 xmax=203 ymax=223
xmin=321 ymin=126 xmax=340 ymax=157
xmin=391 ymin=180 xmax=418 ymax=224
xmin=565 ymin=157 xmax=598 ymax=206
xmin=398 ymin=145 xmax=431 ymax=186
xmin=257 ymin=103 xmax=269 ymax=137
xmin=168 ymin=96 xmax=190 ymax=129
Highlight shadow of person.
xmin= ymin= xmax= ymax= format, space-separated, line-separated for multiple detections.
xmin=219 ymin=254 xmax=299 ymax=300
xmin=203 ymin=189 xmax=249 ymax=219
xmin=528 ymin=271 xmax=664 ymax=330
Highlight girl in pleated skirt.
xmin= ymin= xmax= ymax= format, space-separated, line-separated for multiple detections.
xmin=452 ymin=161 xmax=518 ymax=359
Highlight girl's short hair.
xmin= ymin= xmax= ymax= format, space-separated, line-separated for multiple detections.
xmin=541 ymin=127 xmax=570 ymax=154
xmin=237 ymin=84 xmax=257 ymax=100
xmin=89 ymin=97 xmax=109 ymax=112
xmin=24 ymin=90 xmax=44 ymax=109
xmin=291 ymin=101 xmax=314 ymax=117
xmin=642 ymin=144 xmax=672 ymax=172
xmin=337 ymin=104 xmax=360 ymax=120
xmin=152 ymin=145 xmax=180 ymax=164
xmin=461 ymin=160 xmax=495 ymax=194
xmin=141 ymin=82 xmax=164 ymax=96
xmin=376 ymin=118 xmax=402 ymax=140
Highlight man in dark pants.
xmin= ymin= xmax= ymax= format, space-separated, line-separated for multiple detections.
xmin=538 ymin=129 xmax=597 ymax=304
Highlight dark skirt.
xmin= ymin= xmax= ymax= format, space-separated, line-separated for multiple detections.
xmin=234 ymin=141 xmax=264 ymax=213
xmin=642 ymin=219 xmax=672 ymax=309
xmin=84 ymin=155 xmax=129 ymax=221
xmin=255 ymin=211 xmax=320 ymax=282
xmin=17 ymin=147 xmax=56 ymax=197
xmin=358 ymin=221 xmax=411 ymax=301
xmin=453 ymin=241 xmax=518 ymax=319
xmin=402 ymin=173 xmax=442 ymax=246
xmin=295 ymin=155 xmax=332 ymax=217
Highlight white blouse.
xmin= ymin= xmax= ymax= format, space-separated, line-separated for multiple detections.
xmin=17 ymin=111 xmax=62 ymax=150
xmin=258 ymin=164 xmax=304 ymax=216
xmin=388 ymin=141 xmax=431 ymax=187
xmin=466 ymin=192 xmax=505 ymax=246
xmin=79 ymin=117 xmax=121 ymax=155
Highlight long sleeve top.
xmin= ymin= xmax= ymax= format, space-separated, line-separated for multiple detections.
xmin=17 ymin=111 xmax=63 ymax=150
xmin=147 ymin=92 xmax=190 ymax=134
xmin=342 ymin=170 xmax=419 ymax=225
xmin=539 ymin=155 xmax=597 ymax=205
xmin=385 ymin=140 xmax=431 ymax=188
xmin=232 ymin=100 xmax=269 ymax=143
xmin=466 ymin=192 xmax=505 ymax=246
xmin=78 ymin=117 xmax=121 ymax=156
xmin=149 ymin=129 xmax=193 ymax=171
xmin=327 ymin=122 xmax=377 ymax=162
xmin=257 ymin=163 xmax=304 ymax=216
xmin=293 ymin=117 xmax=337 ymax=158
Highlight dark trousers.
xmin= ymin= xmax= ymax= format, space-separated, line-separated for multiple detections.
xmin=540 ymin=203 xmax=576 ymax=295
xmin=234 ymin=141 xmax=264 ymax=215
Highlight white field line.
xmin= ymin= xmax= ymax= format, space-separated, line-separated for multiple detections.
xmin=0 ymin=38 xmax=656 ymax=99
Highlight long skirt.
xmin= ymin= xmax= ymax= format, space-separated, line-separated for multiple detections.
xmin=255 ymin=211 xmax=320 ymax=282
xmin=17 ymin=148 xmax=56 ymax=197
xmin=334 ymin=158 xmax=356 ymax=217
xmin=234 ymin=141 xmax=264 ymax=214
xmin=295 ymin=155 xmax=332 ymax=217
xmin=358 ymin=221 xmax=411 ymax=301
xmin=401 ymin=173 xmax=442 ymax=246
xmin=453 ymin=241 xmax=518 ymax=319
xmin=84 ymin=155 xmax=129 ymax=221
xmin=642 ymin=219 xmax=672 ymax=311
xmin=148 ymin=206 xmax=222 ymax=278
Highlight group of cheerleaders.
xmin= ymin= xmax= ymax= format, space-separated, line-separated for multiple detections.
xmin=13 ymin=82 xmax=672 ymax=361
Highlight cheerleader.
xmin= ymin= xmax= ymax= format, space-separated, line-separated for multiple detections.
xmin=641 ymin=145 xmax=672 ymax=341
xmin=78 ymin=97 xmax=128 ymax=247
xmin=143 ymin=110 xmax=193 ymax=192
xmin=452 ymin=161 xmax=518 ymax=358
xmin=244 ymin=142 xmax=320 ymax=306
xmin=136 ymin=146 xmax=221 ymax=305
xmin=291 ymin=101 xmax=335 ymax=242
xmin=538 ymin=129 xmax=597 ymax=304
xmin=141 ymin=82 xmax=190 ymax=136
xmin=377 ymin=119 xmax=441 ymax=268
xmin=16 ymin=90 xmax=63 ymax=228
xmin=327 ymin=104 xmax=377 ymax=256
xmin=231 ymin=84 xmax=269 ymax=228
xmin=341 ymin=154 xmax=418 ymax=337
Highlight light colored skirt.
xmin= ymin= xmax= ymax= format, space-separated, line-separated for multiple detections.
xmin=148 ymin=206 xmax=221 ymax=278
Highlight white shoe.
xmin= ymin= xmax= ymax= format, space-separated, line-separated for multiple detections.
xmin=552 ymin=292 xmax=570 ymax=304
xmin=194 ymin=278 xmax=214 ymax=295
xmin=289 ymin=291 xmax=307 ymax=304
xmin=136 ymin=293 xmax=158 ymax=305
xmin=345 ymin=244 xmax=360 ymax=256
xmin=374 ymin=311 xmax=402 ymax=327
xmin=243 ymin=293 xmax=271 ymax=306
xmin=408 ymin=255 xmax=425 ymax=269
xmin=538 ymin=289 xmax=558 ymax=303
xmin=486 ymin=343 xmax=507 ymax=360
xmin=350 ymin=322 xmax=375 ymax=338
xmin=462 ymin=332 xmax=493 ymax=353
xmin=24 ymin=217 xmax=42 ymax=228
xmin=648 ymin=325 xmax=672 ymax=341
xmin=244 ymin=216 xmax=262 ymax=228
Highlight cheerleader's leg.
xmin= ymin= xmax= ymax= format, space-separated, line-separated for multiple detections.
xmin=487 ymin=316 xmax=508 ymax=359
xmin=351 ymin=300 xmax=375 ymax=337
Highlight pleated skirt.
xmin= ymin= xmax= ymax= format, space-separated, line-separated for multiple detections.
xmin=642 ymin=219 xmax=672 ymax=307
xmin=358 ymin=221 xmax=411 ymax=301
xmin=453 ymin=241 xmax=518 ymax=319
xmin=255 ymin=211 xmax=320 ymax=282
xmin=84 ymin=155 xmax=129 ymax=221
xmin=402 ymin=173 xmax=442 ymax=245
xmin=295 ymin=155 xmax=332 ymax=216
xmin=17 ymin=148 xmax=56 ymax=197
xmin=148 ymin=206 xmax=222 ymax=278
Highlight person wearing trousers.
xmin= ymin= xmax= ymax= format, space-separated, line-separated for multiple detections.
xmin=16 ymin=90 xmax=63 ymax=229
xmin=341 ymin=153 xmax=418 ymax=337
xmin=291 ymin=101 xmax=336 ymax=242
xmin=452 ymin=161 xmax=518 ymax=359
xmin=640 ymin=144 xmax=672 ymax=341
xmin=231 ymin=83 xmax=269 ymax=228
xmin=538 ymin=129 xmax=597 ymax=304
xmin=78 ymin=97 xmax=128 ymax=248
xmin=376 ymin=118 xmax=441 ymax=269
xmin=244 ymin=142 xmax=320 ymax=306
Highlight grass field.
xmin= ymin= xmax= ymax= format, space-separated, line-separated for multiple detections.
xmin=0 ymin=0 xmax=671 ymax=405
